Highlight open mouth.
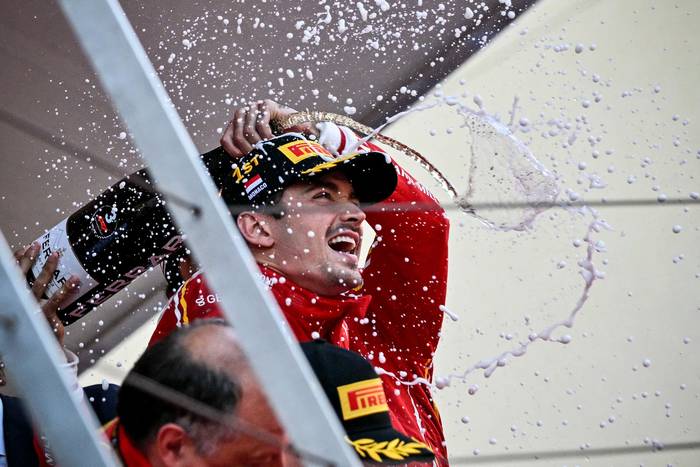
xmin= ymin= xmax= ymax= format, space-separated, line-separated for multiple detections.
xmin=327 ymin=232 xmax=359 ymax=261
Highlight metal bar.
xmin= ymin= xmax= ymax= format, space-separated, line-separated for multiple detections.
xmin=55 ymin=0 xmax=360 ymax=465
xmin=449 ymin=440 xmax=700 ymax=464
xmin=0 ymin=231 xmax=117 ymax=467
xmin=0 ymin=107 xmax=200 ymax=213
xmin=3 ymin=106 xmax=699 ymax=213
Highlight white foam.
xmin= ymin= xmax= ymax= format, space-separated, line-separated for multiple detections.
xmin=439 ymin=304 xmax=459 ymax=322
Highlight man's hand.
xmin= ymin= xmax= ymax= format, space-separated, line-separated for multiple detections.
xmin=14 ymin=243 xmax=80 ymax=347
xmin=0 ymin=245 xmax=80 ymax=386
xmin=220 ymin=100 xmax=318 ymax=157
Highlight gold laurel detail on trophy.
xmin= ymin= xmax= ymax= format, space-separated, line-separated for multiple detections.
xmin=276 ymin=111 xmax=471 ymax=211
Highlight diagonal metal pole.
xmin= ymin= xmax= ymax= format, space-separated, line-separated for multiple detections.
xmin=55 ymin=0 xmax=360 ymax=465
xmin=0 ymin=231 xmax=118 ymax=467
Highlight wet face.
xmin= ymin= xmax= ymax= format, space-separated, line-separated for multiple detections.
xmin=190 ymin=399 xmax=296 ymax=467
xmin=262 ymin=172 xmax=366 ymax=296
xmin=203 ymin=384 xmax=299 ymax=466
xmin=179 ymin=326 xmax=298 ymax=467
xmin=152 ymin=388 xmax=293 ymax=467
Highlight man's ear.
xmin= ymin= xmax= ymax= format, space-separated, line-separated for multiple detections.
xmin=154 ymin=423 xmax=194 ymax=467
xmin=237 ymin=212 xmax=275 ymax=248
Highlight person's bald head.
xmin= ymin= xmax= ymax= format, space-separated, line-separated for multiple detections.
xmin=118 ymin=321 xmax=293 ymax=466
xmin=179 ymin=321 xmax=249 ymax=379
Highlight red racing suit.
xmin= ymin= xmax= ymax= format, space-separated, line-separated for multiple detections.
xmin=33 ymin=419 xmax=148 ymax=467
xmin=103 ymin=419 xmax=151 ymax=467
xmin=150 ymin=125 xmax=451 ymax=464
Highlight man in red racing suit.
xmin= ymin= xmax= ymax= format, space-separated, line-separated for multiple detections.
xmin=150 ymin=104 xmax=450 ymax=464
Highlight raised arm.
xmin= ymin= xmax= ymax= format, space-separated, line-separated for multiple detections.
xmin=322 ymin=126 xmax=450 ymax=371
xmin=217 ymin=102 xmax=449 ymax=370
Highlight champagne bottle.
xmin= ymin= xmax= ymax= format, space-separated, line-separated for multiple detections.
xmin=27 ymin=147 xmax=231 ymax=325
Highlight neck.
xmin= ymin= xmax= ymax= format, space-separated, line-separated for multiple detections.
xmin=253 ymin=252 xmax=355 ymax=297
xmin=147 ymin=452 xmax=166 ymax=467
xmin=257 ymin=261 xmax=286 ymax=278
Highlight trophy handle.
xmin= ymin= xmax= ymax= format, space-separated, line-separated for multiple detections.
xmin=276 ymin=111 xmax=465 ymax=207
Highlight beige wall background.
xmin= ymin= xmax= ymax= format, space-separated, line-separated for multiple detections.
xmin=79 ymin=0 xmax=700 ymax=464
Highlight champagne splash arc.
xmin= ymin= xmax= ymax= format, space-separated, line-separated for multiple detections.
xmin=277 ymin=111 xmax=470 ymax=210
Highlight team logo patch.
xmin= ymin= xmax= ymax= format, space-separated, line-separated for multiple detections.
xmin=244 ymin=174 xmax=267 ymax=200
xmin=91 ymin=205 xmax=118 ymax=238
xmin=337 ymin=378 xmax=388 ymax=420
xmin=301 ymin=152 xmax=362 ymax=175
xmin=347 ymin=437 xmax=432 ymax=462
xmin=278 ymin=140 xmax=335 ymax=164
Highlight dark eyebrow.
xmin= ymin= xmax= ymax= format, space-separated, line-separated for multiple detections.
xmin=303 ymin=181 xmax=338 ymax=193
xmin=304 ymin=180 xmax=358 ymax=201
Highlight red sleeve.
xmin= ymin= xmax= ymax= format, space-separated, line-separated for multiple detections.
xmin=352 ymin=136 xmax=450 ymax=379
xmin=149 ymin=272 xmax=224 ymax=346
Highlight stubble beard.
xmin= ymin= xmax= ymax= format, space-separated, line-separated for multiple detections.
xmin=323 ymin=260 xmax=364 ymax=294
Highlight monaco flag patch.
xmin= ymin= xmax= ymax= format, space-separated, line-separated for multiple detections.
xmin=244 ymin=174 xmax=267 ymax=200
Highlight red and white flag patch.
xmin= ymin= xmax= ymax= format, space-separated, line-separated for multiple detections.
xmin=244 ymin=174 xmax=267 ymax=200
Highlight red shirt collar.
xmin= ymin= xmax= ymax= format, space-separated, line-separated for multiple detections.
xmin=104 ymin=419 xmax=152 ymax=467
xmin=259 ymin=265 xmax=372 ymax=347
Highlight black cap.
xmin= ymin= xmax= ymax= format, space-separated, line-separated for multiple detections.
xmin=301 ymin=340 xmax=434 ymax=465
xmin=218 ymin=133 xmax=398 ymax=210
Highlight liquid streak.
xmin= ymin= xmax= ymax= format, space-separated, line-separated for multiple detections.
xmin=378 ymin=211 xmax=611 ymax=389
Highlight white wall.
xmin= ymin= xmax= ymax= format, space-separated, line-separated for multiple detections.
xmin=383 ymin=0 xmax=700 ymax=464
xmin=80 ymin=0 xmax=700 ymax=464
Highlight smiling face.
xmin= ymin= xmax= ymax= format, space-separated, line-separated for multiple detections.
xmin=243 ymin=171 xmax=366 ymax=296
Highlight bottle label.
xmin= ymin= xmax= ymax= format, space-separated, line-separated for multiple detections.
xmin=31 ymin=218 xmax=98 ymax=298
xmin=90 ymin=204 xmax=119 ymax=238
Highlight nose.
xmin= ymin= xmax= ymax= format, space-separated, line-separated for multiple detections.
xmin=338 ymin=201 xmax=366 ymax=225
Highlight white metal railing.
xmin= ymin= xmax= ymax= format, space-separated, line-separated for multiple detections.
xmin=0 ymin=231 xmax=118 ymax=467
xmin=53 ymin=0 xmax=361 ymax=465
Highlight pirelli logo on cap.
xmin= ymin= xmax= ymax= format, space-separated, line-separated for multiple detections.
xmin=278 ymin=140 xmax=334 ymax=164
xmin=337 ymin=378 xmax=388 ymax=421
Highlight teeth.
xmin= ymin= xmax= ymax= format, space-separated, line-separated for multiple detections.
xmin=328 ymin=235 xmax=357 ymax=250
